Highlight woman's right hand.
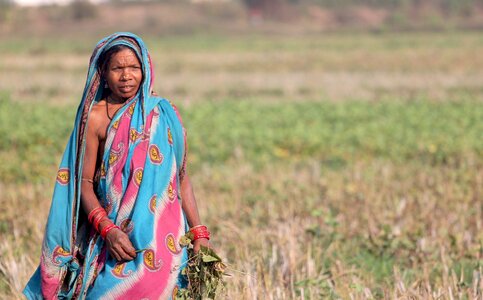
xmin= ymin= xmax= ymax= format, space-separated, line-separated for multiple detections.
xmin=104 ymin=228 xmax=137 ymax=262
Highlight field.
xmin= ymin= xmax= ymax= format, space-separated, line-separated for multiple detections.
xmin=0 ymin=31 xmax=482 ymax=299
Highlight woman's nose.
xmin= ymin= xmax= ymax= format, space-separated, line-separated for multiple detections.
xmin=121 ymin=70 xmax=131 ymax=80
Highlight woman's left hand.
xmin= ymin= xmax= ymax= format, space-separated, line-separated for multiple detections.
xmin=193 ymin=238 xmax=210 ymax=253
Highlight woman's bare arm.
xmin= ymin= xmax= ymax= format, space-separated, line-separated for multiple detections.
xmin=80 ymin=112 xmax=103 ymax=215
xmin=181 ymin=174 xmax=210 ymax=252
xmin=81 ymin=108 xmax=136 ymax=261
xmin=181 ymin=174 xmax=202 ymax=227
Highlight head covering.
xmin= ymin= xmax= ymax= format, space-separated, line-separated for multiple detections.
xmin=24 ymin=32 xmax=188 ymax=300
xmin=78 ymin=32 xmax=157 ymax=125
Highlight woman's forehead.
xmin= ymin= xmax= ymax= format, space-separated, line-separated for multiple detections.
xmin=109 ymin=48 xmax=141 ymax=65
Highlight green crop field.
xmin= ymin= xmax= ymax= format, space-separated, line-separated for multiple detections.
xmin=0 ymin=31 xmax=482 ymax=299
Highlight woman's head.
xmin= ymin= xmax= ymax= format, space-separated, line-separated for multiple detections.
xmin=98 ymin=45 xmax=143 ymax=102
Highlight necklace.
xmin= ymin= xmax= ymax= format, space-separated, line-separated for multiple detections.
xmin=106 ymin=96 xmax=124 ymax=121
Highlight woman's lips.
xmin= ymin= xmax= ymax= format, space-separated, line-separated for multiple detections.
xmin=119 ymin=85 xmax=134 ymax=92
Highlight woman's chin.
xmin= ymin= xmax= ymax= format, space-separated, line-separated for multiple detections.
xmin=113 ymin=91 xmax=138 ymax=102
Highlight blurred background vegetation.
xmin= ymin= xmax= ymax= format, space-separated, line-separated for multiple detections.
xmin=0 ymin=0 xmax=482 ymax=299
xmin=0 ymin=0 xmax=482 ymax=35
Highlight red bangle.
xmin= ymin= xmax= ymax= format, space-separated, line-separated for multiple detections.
xmin=100 ymin=223 xmax=119 ymax=239
xmin=189 ymin=225 xmax=210 ymax=241
xmin=93 ymin=215 xmax=108 ymax=232
xmin=90 ymin=209 xmax=108 ymax=232
xmin=88 ymin=207 xmax=105 ymax=223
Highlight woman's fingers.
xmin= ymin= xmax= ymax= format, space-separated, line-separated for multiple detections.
xmin=115 ymin=240 xmax=136 ymax=261
xmin=120 ymin=245 xmax=136 ymax=260
xmin=110 ymin=248 xmax=122 ymax=262
xmin=117 ymin=233 xmax=136 ymax=259
xmin=122 ymin=242 xmax=137 ymax=259
xmin=105 ymin=228 xmax=138 ymax=261
xmin=110 ymin=246 xmax=133 ymax=262
xmin=193 ymin=238 xmax=210 ymax=253
xmin=119 ymin=250 xmax=133 ymax=261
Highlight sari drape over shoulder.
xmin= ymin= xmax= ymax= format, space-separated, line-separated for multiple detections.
xmin=23 ymin=32 xmax=188 ymax=300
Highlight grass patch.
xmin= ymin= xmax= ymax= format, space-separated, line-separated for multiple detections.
xmin=1 ymin=97 xmax=481 ymax=182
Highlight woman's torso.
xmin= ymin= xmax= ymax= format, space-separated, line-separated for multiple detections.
xmin=91 ymin=99 xmax=127 ymax=182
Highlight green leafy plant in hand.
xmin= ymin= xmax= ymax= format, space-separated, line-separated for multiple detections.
xmin=176 ymin=232 xmax=227 ymax=300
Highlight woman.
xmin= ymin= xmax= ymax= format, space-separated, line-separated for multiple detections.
xmin=23 ymin=32 xmax=210 ymax=299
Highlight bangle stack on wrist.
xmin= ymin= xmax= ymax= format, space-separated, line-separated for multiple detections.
xmin=100 ymin=223 xmax=119 ymax=239
xmin=189 ymin=225 xmax=210 ymax=242
xmin=88 ymin=206 xmax=120 ymax=238
xmin=88 ymin=207 xmax=107 ymax=232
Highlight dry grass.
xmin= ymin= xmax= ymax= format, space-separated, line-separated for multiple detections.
xmin=1 ymin=160 xmax=481 ymax=299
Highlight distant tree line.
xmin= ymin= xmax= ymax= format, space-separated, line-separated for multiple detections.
xmin=1 ymin=0 xmax=478 ymax=27
xmin=239 ymin=0 xmax=478 ymax=21
xmin=241 ymin=0 xmax=478 ymax=8
xmin=241 ymin=0 xmax=478 ymax=13
xmin=97 ymin=0 xmax=479 ymax=15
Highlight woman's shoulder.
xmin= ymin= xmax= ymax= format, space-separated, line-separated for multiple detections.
xmin=90 ymin=100 xmax=107 ymax=121
xmin=87 ymin=100 xmax=109 ymax=135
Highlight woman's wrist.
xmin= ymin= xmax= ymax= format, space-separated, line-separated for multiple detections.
xmin=189 ymin=224 xmax=210 ymax=242
xmin=100 ymin=223 xmax=120 ymax=239
xmin=98 ymin=219 xmax=112 ymax=231
xmin=190 ymin=224 xmax=205 ymax=230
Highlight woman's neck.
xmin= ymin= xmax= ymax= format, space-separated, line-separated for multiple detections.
xmin=107 ymin=95 xmax=126 ymax=104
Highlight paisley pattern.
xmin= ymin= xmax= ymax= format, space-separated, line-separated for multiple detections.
xmin=167 ymin=127 xmax=173 ymax=145
xmin=143 ymin=249 xmax=163 ymax=272
xmin=51 ymin=246 xmax=70 ymax=265
xmin=128 ymin=102 xmax=135 ymax=116
xmin=149 ymin=144 xmax=163 ymax=164
xmin=111 ymin=263 xmax=132 ymax=278
xmin=108 ymin=142 xmax=124 ymax=165
xmin=120 ymin=218 xmax=134 ymax=234
xmin=165 ymin=234 xmax=181 ymax=255
xmin=100 ymin=163 xmax=106 ymax=178
xmin=168 ymin=181 xmax=176 ymax=202
xmin=130 ymin=128 xmax=142 ymax=143
xmin=133 ymin=168 xmax=143 ymax=186
xmin=56 ymin=168 xmax=70 ymax=185
xmin=149 ymin=195 xmax=157 ymax=213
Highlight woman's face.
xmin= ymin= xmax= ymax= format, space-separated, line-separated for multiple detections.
xmin=105 ymin=48 xmax=142 ymax=102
